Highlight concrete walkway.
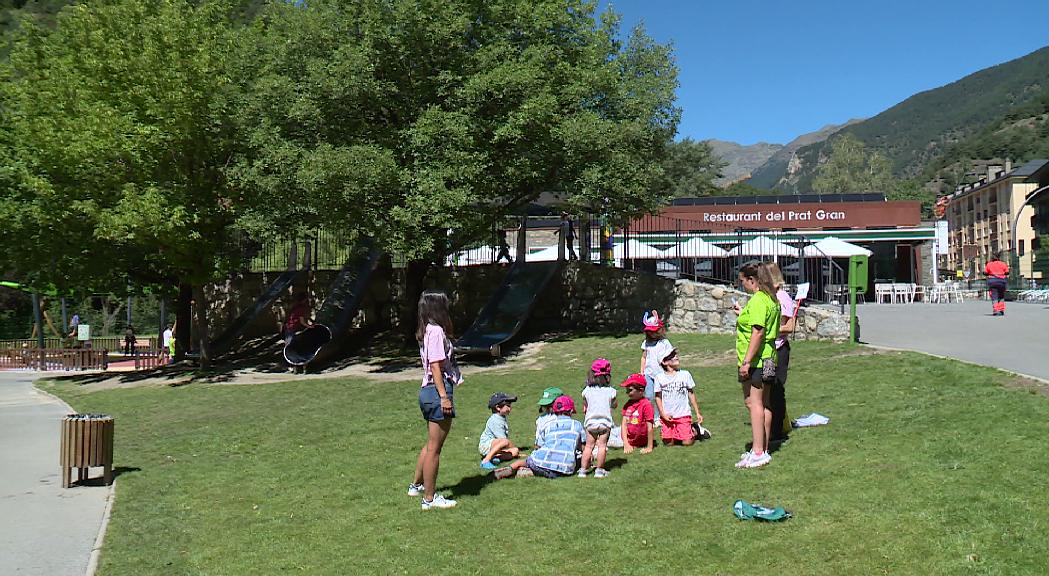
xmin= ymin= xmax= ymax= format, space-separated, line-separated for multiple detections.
xmin=858 ymin=300 xmax=1049 ymax=381
xmin=0 ymin=372 xmax=110 ymax=576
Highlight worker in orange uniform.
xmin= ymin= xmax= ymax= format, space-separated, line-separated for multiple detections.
xmin=983 ymin=253 xmax=1009 ymax=316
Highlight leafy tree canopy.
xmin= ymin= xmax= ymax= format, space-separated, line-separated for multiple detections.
xmin=660 ymin=137 xmax=724 ymax=198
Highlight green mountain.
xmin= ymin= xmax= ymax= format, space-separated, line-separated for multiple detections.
xmin=753 ymin=45 xmax=1049 ymax=192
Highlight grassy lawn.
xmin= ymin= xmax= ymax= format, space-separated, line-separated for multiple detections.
xmin=42 ymin=334 xmax=1049 ymax=575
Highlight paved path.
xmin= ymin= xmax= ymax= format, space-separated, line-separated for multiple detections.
xmin=0 ymin=372 xmax=110 ymax=576
xmin=858 ymin=300 xmax=1049 ymax=381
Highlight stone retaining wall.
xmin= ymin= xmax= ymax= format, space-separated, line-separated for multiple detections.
xmin=204 ymin=264 xmax=849 ymax=346
xmin=667 ymin=280 xmax=850 ymax=342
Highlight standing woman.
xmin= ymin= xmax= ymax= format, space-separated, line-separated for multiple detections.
xmin=983 ymin=253 xmax=1009 ymax=316
xmin=409 ymin=290 xmax=463 ymax=510
xmin=732 ymin=262 xmax=781 ymax=469
xmin=765 ymin=263 xmax=795 ymax=443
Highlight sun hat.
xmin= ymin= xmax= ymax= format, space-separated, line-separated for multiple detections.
xmin=537 ymin=387 xmax=564 ymax=406
xmin=590 ymin=358 xmax=611 ymax=376
xmin=620 ymin=373 xmax=647 ymax=388
xmin=551 ymin=395 xmax=576 ymax=414
xmin=488 ymin=392 xmax=518 ymax=409
xmin=661 ymin=348 xmax=678 ymax=364
xmin=642 ymin=310 xmax=664 ymax=332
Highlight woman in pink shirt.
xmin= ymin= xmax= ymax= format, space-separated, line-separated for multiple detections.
xmin=766 ymin=263 xmax=795 ymax=443
xmin=409 ymin=290 xmax=463 ymax=510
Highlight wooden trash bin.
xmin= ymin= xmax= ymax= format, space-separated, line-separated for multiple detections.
xmin=60 ymin=414 xmax=114 ymax=488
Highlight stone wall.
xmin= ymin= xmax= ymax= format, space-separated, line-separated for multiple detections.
xmin=531 ymin=263 xmax=676 ymax=333
xmin=203 ymin=264 xmax=849 ymax=348
xmin=667 ymin=280 xmax=850 ymax=342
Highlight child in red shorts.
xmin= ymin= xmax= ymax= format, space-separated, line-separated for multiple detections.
xmin=620 ymin=373 xmax=654 ymax=454
xmin=654 ymin=348 xmax=703 ymax=446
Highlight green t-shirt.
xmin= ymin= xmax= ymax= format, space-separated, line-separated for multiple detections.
xmin=735 ymin=290 xmax=781 ymax=367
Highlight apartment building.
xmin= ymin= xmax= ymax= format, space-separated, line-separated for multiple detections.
xmin=944 ymin=159 xmax=1048 ymax=280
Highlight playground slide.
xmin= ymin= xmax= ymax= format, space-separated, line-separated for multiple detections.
xmin=455 ymin=260 xmax=561 ymax=357
xmin=211 ymin=268 xmax=300 ymax=356
xmin=282 ymin=247 xmax=380 ymax=365
xmin=283 ymin=324 xmax=332 ymax=366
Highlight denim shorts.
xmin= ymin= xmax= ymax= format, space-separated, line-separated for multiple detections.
xmin=525 ymin=456 xmax=568 ymax=478
xmin=418 ymin=383 xmax=455 ymax=422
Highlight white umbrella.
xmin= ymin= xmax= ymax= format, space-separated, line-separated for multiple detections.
xmin=614 ymin=239 xmax=668 ymax=259
xmin=809 ymin=237 xmax=873 ymax=257
xmin=667 ymin=237 xmax=730 ymax=258
xmin=726 ymin=235 xmax=799 ymax=258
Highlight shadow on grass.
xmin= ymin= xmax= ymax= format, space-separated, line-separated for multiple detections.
xmin=441 ymin=473 xmax=494 ymax=499
xmin=75 ymin=466 xmax=142 ymax=487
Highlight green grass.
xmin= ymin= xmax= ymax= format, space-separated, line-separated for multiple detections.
xmin=42 ymin=335 xmax=1049 ymax=575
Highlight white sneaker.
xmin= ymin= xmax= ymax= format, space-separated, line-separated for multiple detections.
xmin=577 ymin=468 xmax=588 ymax=478
xmin=735 ymin=451 xmax=753 ymax=468
xmin=407 ymin=483 xmax=423 ymax=497
xmin=421 ymin=494 xmax=457 ymax=510
xmin=594 ymin=468 xmax=608 ymax=478
xmin=743 ymin=451 xmax=772 ymax=469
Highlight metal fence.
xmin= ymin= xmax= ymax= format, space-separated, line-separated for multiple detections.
xmin=445 ymin=213 xmax=851 ymax=304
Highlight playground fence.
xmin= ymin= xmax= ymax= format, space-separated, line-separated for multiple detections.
xmin=0 ymin=348 xmax=109 ymax=371
xmin=0 ymin=337 xmax=157 ymax=353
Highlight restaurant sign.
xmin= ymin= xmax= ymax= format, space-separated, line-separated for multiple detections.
xmin=645 ymin=201 xmax=922 ymax=230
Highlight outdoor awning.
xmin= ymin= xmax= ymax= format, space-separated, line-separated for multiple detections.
xmin=808 ymin=237 xmax=873 ymax=257
xmin=665 ymin=237 xmax=730 ymax=258
xmin=525 ymin=245 xmax=560 ymax=262
xmin=614 ymin=239 xmax=668 ymax=259
xmin=725 ymin=235 xmax=799 ymax=258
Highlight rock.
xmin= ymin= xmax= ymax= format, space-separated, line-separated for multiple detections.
xmin=708 ymin=312 xmax=721 ymax=326
xmin=817 ymin=315 xmax=848 ymax=339
xmin=711 ymin=286 xmax=725 ymax=299
xmin=697 ymin=297 xmax=717 ymax=312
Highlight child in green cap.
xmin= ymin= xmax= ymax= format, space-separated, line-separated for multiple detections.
xmin=535 ymin=386 xmax=563 ymax=448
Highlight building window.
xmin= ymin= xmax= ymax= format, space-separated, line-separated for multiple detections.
xmin=1019 ymin=240 xmax=1025 ymax=256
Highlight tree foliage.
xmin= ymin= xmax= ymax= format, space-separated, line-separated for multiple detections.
xmin=232 ymin=0 xmax=680 ymax=251
xmin=812 ymin=133 xmax=893 ymax=194
xmin=660 ymin=138 xmax=723 ymax=198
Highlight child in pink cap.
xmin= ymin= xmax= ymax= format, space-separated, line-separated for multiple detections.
xmin=579 ymin=358 xmax=617 ymax=478
xmin=654 ymin=348 xmax=703 ymax=446
xmin=494 ymin=395 xmax=584 ymax=480
xmin=640 ymin=310 xmax=673 ymax=423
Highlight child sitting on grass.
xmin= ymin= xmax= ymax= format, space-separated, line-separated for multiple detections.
xmin=579 ymin=358 xmax=617 ymax=478
xmin=620 ymin=373 xmax=654 ymax=454
xmin=534 ymin=386 xmax=563 ymax=448
xmin=654 ymin=348 xmax=704 ymax=446
xmin=479 ymin=392 xmax=520 ymax=470
xmin=495 ymin=395 xmax=584 ymax=480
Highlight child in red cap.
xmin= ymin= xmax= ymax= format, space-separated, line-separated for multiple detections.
xmin=654 ymin=348 xmax=703 ymax=446
xmin=494 ymin=395 xmax=584 ymax=480
xmin=620 ymin=373 xmax=654 ymax=454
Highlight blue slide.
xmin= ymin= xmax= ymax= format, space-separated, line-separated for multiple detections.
xmin=455 ymin=261 xmax=561 ymax=357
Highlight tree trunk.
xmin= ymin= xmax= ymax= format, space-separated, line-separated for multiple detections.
xmin=403 ymin=259 xmax=430 ymax=346
xmin=193 ymin=283 xmax=211 ymax=370
xmin=175 ymin=282 xmax=192 ymax=361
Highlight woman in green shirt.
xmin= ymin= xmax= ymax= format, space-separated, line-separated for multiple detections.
xmin=732 ymin=262 xmax=781 ymax=469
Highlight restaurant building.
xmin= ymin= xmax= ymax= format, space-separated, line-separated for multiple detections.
xmin=633 ymin=193 xmax=934 ymax=290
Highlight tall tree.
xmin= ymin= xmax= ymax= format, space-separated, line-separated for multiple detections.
xmin=1 ymin=0 xmax=254 ymax=366
xmin=812 ymin=133 xmax=893 ymax=194
xmin=661 ymin=138 xmax=725 ymax=198
xmin=232 ymin=0 xmax=681 ymax=256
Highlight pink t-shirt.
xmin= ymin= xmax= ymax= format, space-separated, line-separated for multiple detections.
xmin=420 ymin=323 xmax=461 ymax=388
xmin=775 ymin=289 xmax=795 ymax=349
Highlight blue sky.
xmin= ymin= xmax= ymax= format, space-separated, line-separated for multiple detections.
xmin=601 ymin=0 xmax=1049 ymax=145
